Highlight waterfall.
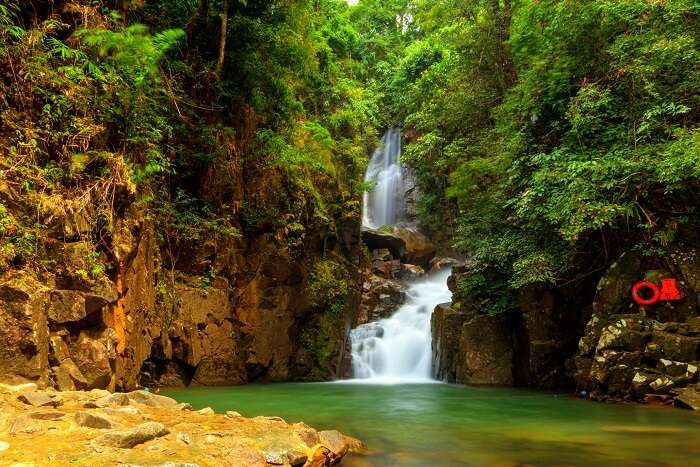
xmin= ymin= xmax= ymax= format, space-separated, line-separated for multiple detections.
xmin=348 ymin=128 xmax=450 ymax=383
xmin=349 ymin=269 xmax=452 ymax=383
xmin=362 ymin=128 xmax=404 ymax=229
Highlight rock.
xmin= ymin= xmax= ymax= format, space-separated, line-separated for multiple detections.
xmin=18 ymin=392 xmax=62 ymax=408
xmin=649 ymin=375 xmax=675 ymax=393
xmin=393 ymin=227 xmax=437 ymax=268
xmin=28 ymin=410 xmax=65 ymax=420
xmin=674 ymin=385 xmax=700 ymax=410
xmin=458 ymin=314 xmax=514 ymax=385
xmin=225 ymin=410 xmax=242 ymax=418
xmin=431 ymin=303 xmax=472 ymax=382
xmin=648 ymin=331 xmax=700 ymax=362
xmin=429 ymin=257 xmax=461 ymax=273
xmin=92 ymin=421 xmax=169 ymax=448
xmin=287 ymin=450 xmax=308 ymax=466
xmin=395 ymin=264 xmax=425 ymax=281
xmin=196 ymin=407 xmax=214 ymax=415
xmin=294 ymin=424 xmax=319 ymax=447
xmin=307 ymin=445 xmax=333 ymax=467
xmin=95 ymin=392 xmax=130 ymax=408
xmin=70 ymin=329 xmax=116 ymax=389
xmin=0 ymin=441 xmax=8 ymax=452
xmin=127 ymin=390 xmax=179 ymax=408
xmin=372 ymin=258 xmax=401 ymax=278
xmin=0 ymin=274 xmax=50 ymax=384
xmin=176 ymin=432 xmax=192 ymax=445
xmin=263 ymin=450 xmax=286 ymax=465
xmin=318 ymin=430 xmax=349 ymax=457
xmin=52 ymin=359 xmax=88 ymax=391
xmin=9 ymin=415 xmax=41 ymax=434
xmin=225 ymin=448 xmax=267 ymax=467
xmin=74 ymin=410 xmax=118 ymax=429
xmin=47 ymin=290 xmax=107 ymax=324
xmin=361 ymin=227 xmax=406 ymax=259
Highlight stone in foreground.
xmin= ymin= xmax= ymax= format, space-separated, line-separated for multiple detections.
xmin=92 ymin=421 xmax=169 ymax=448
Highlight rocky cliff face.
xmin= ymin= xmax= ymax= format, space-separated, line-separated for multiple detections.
xmin=432 ymin=246 xmax=700 ymax=409
xmin=572 ymin=250 xmax=700 ymax=408
xmin=0 ymin=159 xmax=363 ymax=391
xmin=432 ymin=265 xmax=583 ymax=388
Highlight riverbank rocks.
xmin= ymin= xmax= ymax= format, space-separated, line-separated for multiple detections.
xmin=0 ymin=387 xmax=362 ymax=465
xmin=572 ymin=249 xmax=700 ymax=406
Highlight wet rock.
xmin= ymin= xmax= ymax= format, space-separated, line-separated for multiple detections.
xmin=74 ymin=410 xmax=118 ymax=429
xmin=92 ymin=421 xmax=169 ymax=448
xmin=307 ymin=445 xmax=333 ymax=467
xmin=293 ymin=424 xmax=319 ymax=447
xmin=18 ymin=392 xmax=62 ymax=408
xmin=28 ymin=410 xmax=65 ymax=421
xmin=649 ymin=375 xmax=675 ymax=393
xmin=127 ymin=390 xmax=178 ymax=408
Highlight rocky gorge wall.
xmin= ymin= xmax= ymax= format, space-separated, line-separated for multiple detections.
xmin=0 ymin=159 xmax=363 ymax=391
xmin=432 ymin=244 xmax=700 ymax=410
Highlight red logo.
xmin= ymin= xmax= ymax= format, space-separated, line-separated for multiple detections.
xmin=631 ymin=278 xmax=683 ymax=305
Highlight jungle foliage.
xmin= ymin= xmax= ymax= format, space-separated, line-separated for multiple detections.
xmin=381 ymin=0 xmax=700 ymax=314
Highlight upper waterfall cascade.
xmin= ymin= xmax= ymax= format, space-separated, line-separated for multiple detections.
xmin=362 ymin=128 xmax=405 ymax=229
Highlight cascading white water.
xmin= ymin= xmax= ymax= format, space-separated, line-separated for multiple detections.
xmin=349 ymin=128 xmax=451 ymax=383
xmin=362 ymin=129 xmax=404 ymax=229
xmin=350 ymin=269 xmax=452 ymax=383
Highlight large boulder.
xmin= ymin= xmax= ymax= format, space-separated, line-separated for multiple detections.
xmin=393 ymin=227 xmax=436 ymax=268
xmin=361 ymin=227 xmax=405 ymax=259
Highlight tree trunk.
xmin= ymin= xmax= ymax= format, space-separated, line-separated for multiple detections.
xmin=215 ymin=0 xmax=229 ymax=79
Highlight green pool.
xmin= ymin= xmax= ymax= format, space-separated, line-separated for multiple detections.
xmin=164 ymin=383 xmax=700 ymax=466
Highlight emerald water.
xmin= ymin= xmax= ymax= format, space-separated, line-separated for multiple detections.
xmin=165 ymin=383 xmax=700 ymax=466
